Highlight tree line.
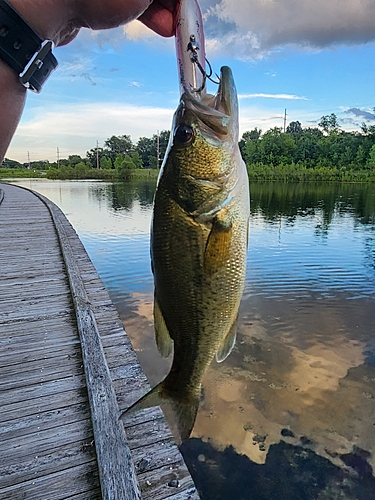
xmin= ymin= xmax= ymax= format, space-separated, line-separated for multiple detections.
xmin=240 ymin=113 xmax=375 ymax=172
xmin=3 ymin=113 xmax=375 ymax=181
xmin=2 ymin=131 xmax=170 ymax=175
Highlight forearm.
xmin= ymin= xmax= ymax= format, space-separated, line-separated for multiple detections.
xmin=0 ymin=60 xmax=26 ymax=163
xmin=0 ymin=0 xmax=77 ymax=164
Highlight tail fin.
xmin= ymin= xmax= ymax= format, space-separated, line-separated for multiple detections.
xmin=119 ymin=382 xmax=199 ymax=443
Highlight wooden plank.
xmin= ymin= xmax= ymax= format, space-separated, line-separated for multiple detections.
xmin=37 ymin=191 xmax=142 ymax=500
xmin=0 ymin=357 xmax=84 ymax=392
xmin=0 ymin=374 xmax=87 ymax=412
xmin=1 ymin=419 xmax=93 ymax=457
xmin=125 ymin=414 xmax=172 ymax=450
xmin=0 ymin=335 xmax=80 ymax=358
xmin=138 ymin=463 xmax=197 ymax=500
xmin=0 ymin=300 xmax=73 ymax=322
xmin=122 ymin=407 xmax=165 ymax=427
xmin=0 ymin=313 xmax=77 ymax=333
xmin=0 ymin=282 xmax=71 ymax=302
xmin=0 ymin=340 xmax=81 ymax=367
xmin=0 ymin=403 xmax=91 ymax=441
xmin=1 ymin=183 xmax=199 ymax=499
xmin=0 ymin=461 xmax=100 ymax=500
xmin=0 ymin=342 xmax=82 ymax=376
xmin=131 ymin=438 xmax=188 ymax=474
xmin=0 ymin=387 xmax=89 ymax=422
xmin=0 ymin=437 xmax=96 ymax=489
xmin=63 ymin=489 xmax=102 ymax=500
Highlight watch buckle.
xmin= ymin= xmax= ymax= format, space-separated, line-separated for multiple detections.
xmin=19 ymin=40 xmax=56 ymax=93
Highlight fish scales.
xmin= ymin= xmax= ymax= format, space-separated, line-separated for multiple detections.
xmin=152 ymin=131 xmax=248 ymax=395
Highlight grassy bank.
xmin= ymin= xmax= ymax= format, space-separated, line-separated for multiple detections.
xmin=246 ymin=163 xmax=375 ymax=182
xmin=0 ymin=168 xmax=42 ymax=178
xmin=0 ymin=167 xmax=160 ymax=181
xmin=1 ymin=164 xmax=374 ymax=182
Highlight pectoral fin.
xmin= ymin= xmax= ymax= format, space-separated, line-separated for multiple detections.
xmin=216 ymin=318 xmax=237 ymax=362
xmin=154 ymin=297 xmax=173 ymax=358
xmin=204 ymin=210 xmax=232 ymax=274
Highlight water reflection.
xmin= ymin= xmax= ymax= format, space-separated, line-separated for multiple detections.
xmin=10 ymin=179 xmax=375 ymax=499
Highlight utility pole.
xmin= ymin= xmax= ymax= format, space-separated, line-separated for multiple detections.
xmin=57 ymin=147 xmax=60 ymax=169
xmin=96 ymin=140 xmax=100 ymax=169
xmin=283 ymin=109 xmax=287 ymax=133
xmin=27 ymin=151 xmax=30 ymax=169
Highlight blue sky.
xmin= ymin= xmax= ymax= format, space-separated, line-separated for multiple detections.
xmin=7 ymin=0 xmax=375 ymax=163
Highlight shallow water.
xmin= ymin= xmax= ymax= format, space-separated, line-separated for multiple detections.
xmin=11 ymin=178 xmax=375 ymax=499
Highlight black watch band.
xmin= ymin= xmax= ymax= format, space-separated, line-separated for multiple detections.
xmin=0 ymin=0 xmax=57 ymax=92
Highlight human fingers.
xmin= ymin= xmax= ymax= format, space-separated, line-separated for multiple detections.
xmin=139 ymin=0 xmax=177 ymax=37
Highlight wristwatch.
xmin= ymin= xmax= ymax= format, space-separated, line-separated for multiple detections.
xmin=0 ymin=0 xmax=58 ymax=93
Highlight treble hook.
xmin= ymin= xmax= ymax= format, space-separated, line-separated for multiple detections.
xmin=187 ymin=35 xmax=220 ymax=93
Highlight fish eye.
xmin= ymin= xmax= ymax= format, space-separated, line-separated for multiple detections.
xmin=174 ymin=124 xmax=194 ymax=144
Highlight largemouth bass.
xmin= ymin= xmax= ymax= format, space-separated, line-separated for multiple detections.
xmin=121 ymin=0 xmax=250 ymax=442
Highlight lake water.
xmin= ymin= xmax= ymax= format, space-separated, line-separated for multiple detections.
xmin=11 ymin=178 xmax=375 ymax=499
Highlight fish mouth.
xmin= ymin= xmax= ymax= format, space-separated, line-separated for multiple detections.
xmin=179 ymin=66 xmax=239 ymax=141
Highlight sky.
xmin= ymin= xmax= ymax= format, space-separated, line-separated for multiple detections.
xmin=7 ymin=0 xmax=375 ymax=163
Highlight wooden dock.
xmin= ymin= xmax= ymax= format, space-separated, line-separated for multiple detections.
xmin=0 ymin=182 xmax=198 ymax=500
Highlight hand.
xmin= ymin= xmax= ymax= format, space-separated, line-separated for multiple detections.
xmin=7 ymin=0 xmax=178 ymax=46
xmin=77 ymin=0 xmax=177 ymax=38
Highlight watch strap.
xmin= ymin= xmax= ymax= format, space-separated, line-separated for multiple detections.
xmin=0 ymin=0 xmax=57 ymax=92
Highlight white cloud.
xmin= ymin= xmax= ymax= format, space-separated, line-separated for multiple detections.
xmin=7 ymin=102 xmax=174 ymax=162
xmin=123 ymin=21 xmax=157 ymax=40
xmin=54 ymin=1 xmax=374 ymax=63
xmin=201 ymin=0 xmax=375 ymax=59
xmin=239 ymin=93 xmax=308 ymax=100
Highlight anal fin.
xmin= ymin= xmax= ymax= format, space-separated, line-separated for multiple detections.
xmin=216 ymin=318 xmax=237 ymax=362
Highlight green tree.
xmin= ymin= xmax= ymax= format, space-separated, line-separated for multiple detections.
xmin=367 ymin=144 xmax=375 ymax=167
xmin=115 ymin=154 xmax=137 ymax=178
xmin=135 ymin=131 xmax=170 ymax=168
xmin=136 ymin=136 xmax=155 ymax=166
xmin=259 ymin=127 xmax=296 ymax=164
xmin=104 ymin=135 xmax=133 ymax=163
xmin=2 ymin=158 xmax=22 ymax=168
xmin=294 ymin=131 xmax=321 ymax=166
xmin=68 ymin=155 xmax=83 ymax=167
xmin=148 ymin=155 xmax=158 ymax=169
xmin=75 ymin=161 xmax=89 ymax=179
xmin=355 ymin=145 xmax=367 ymax=167
xmin=86 ymin=147 xmax=105 ymax=166
xmin=286 ymin=121 xmax=303 ymax=137
xmin=114 ymin=154 xmax=124 ymax=170
xmin=318 ymin=113 xmax=341 ymax=135
xmin=100 ymin=156 xmax=112 ymax=169
xmin=242 ymin=139 xmax=261 ymax=164
xmin=239 ymin=128 xmax=262 ymax=156
xmin=131 ymin=152 xmax=142 ymax=169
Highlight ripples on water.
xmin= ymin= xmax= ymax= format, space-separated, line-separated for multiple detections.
xmin=12 ymin=179 xmax=375 ymax=499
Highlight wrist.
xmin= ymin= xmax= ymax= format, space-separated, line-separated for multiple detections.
xmin=0 ymin=58 xmax=26 ymax=163
xmin=5 ymin=0 xmax=79 ymax=46
xmin=0 ymin=0 xmax=59 ymax=92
